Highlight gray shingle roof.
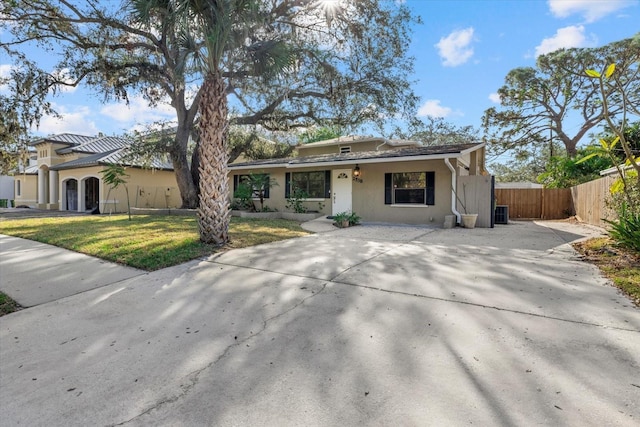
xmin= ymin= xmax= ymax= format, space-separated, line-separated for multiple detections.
xmin=229 ymin=143 xmax=482 ymax=169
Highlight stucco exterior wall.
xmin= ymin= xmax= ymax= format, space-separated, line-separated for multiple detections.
xmin=35 ymin=142 xmax=71 ymax=167
xmin=297 ymin=140 xmax=384 ymax=157
xmin=13 ymin=174 xmax=38 ymax=207
xmin=228 ymin=158 xmax=471 ymax=225
xmin=56 ymin=166 xmax=180 ymax=213
xmin=351 ymin=160 xmax=453 ymax=225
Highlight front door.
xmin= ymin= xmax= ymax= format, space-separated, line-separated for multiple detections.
xmin=332 ymin=169 xmax=352 ymax=214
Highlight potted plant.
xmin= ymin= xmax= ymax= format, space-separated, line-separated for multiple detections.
xmin=333 ymin=211 xmax=350 ymax=228
xmin=454 ymin=183 xmax=478 ymax=229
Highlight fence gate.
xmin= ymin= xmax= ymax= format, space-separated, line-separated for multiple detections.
xmin=495 ymin=188 xmax=572 ymax=220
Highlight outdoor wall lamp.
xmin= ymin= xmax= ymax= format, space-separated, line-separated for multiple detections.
xmin=353 ymin=165 xmax=363 ymax=183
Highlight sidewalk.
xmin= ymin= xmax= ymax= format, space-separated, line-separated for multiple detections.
xmin=0 ymin=234 xmax=144 ymax=307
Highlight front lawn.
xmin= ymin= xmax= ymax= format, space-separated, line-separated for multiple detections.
xmin=0 ymin=215 xmax=310 ymax=271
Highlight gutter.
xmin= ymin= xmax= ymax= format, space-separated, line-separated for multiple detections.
xmin=444 ymin=158 xmax=461 ymax=224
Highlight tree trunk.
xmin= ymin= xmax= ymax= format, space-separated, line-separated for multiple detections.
xmin=170 ymin=145 xmax=198 ymax=209
xmin=197 ymin=73 xmax=230 ymax=244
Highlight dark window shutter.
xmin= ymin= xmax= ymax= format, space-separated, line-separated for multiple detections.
xmin=285 ymin=173 xmax=291 ymax=198
xmin=425 ymin=171 xmax=435 ymax=205
xmin=384 ymin=173 xmax=392 ymax=204
xmin=233 ymin=175 xmax=238 ymax=193
xmin=264 ymin=174 xmax=270 ymax=199
xmin=324 ymin=170 xmax=331 ymax=198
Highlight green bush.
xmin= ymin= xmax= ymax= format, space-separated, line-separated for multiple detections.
xmin=233 ymin=183 xmax=255 ymax=211
xmin=285 ymin=187 xmax=309 ymax=213
xmin=605 ymin=207 xmax=640 ymax=253
xmin=348 ymin=212 xmax=361 ymax=226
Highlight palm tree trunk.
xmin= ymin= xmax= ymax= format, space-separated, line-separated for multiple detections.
xmin=197 ymin=72 xmax=230 ymax=244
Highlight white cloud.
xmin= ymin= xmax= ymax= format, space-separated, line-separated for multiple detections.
xmin=0 ymin=64 xmax=12 ymax=92
xmin=51 ymin=68 xmax=78 ymax=93
xmin=548 ymin=0 xmax=636 ymax=23
xmin=32 ymin=105 xmax=99 ymax=136
xmin=488 ymin=93 xmax=502 ymax=104
xmin=100 ymin=96 xmax=175 ymax=124
xmin=417 ymin=100 xmax=453 ymax=118
xmin=435 ymin=27 xmax=475 ymax=67
xmin=534 ymin=25 xmax=597 ymax=56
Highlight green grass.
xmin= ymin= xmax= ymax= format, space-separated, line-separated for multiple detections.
xmin=0 ymin=215 xmax=309 ymax=271
xmin=0 ymin=292 xmax=20 ymax=316
xmin=573 ymin=237 xmax=640 ymax=307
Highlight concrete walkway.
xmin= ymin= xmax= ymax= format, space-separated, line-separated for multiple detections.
xmin=1 ymin=220 xmax=638 ymax=426
xmin=0 ymin=235 xmax=143 ymax=307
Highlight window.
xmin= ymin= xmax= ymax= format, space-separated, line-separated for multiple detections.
xmin=233 ymin=174 xmax=270 ymax=199
xmin=340 ymin=146 xmax=351 ymax=154
xmin=385 ymin=172 xmax=435 ymax=205
xmin=286 ymin=171 xmax=330 ymax=199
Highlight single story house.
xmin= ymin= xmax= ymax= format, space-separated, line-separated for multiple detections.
xmin=14 ymin=133 xmax=180 ymax=212
xmin=229 ymin=136 xmax=494 ymax=227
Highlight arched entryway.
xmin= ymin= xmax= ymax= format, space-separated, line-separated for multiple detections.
xmin=84 ymin=177 xmax=99 ymax=212
xmin=65 ymin=179 xmax=78 ymax=211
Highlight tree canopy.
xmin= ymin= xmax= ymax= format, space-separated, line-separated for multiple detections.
xmin=483 ymin=35 xmax=640 ymax=158
xmin=1 ymin=0 xmax=421 ymax=209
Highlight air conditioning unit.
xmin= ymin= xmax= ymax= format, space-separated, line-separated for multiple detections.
xmin=495 ymin=205 xmax=509 ymax=224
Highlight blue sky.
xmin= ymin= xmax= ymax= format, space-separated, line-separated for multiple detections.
xmin=1 ymin=0 xmax=639 ymax=141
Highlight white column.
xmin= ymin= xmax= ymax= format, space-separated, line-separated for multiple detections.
xmin=49 ymin=170 xmax=59 ymax=206
xmin=37 ymin=168 xmax=47 ymax=204
xmin=78 ymin=180 xmax=85 ymax=212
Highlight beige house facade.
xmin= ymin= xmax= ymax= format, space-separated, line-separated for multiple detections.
xmin=229 ymin=136 xmax=493 ymax=227
xmin=14 ymin=134 xmax=180 ymax=212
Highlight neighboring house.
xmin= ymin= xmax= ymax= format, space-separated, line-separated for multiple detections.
xmin=229 ymin=136 xmax=493 ymax=227
xmin=14 ymin=133 xmax=180 ymax=212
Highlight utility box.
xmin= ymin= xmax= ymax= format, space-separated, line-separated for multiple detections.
xmin=495 ymin=205 xmax=509 ymax=224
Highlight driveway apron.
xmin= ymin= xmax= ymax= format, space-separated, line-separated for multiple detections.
xmin=0 ymin=220 xmax=638 ymax=426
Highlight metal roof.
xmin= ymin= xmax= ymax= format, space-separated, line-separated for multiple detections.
xmin=56 ymin=136 xmax=130 ymax=155
xmin=30 ymin=133 xmax=95 ymax=146
xmin=50 ymin=148 xmax=173 ymax=171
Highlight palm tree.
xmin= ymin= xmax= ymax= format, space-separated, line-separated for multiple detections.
xmin=169 ymin=0 xmax=292 ymax=244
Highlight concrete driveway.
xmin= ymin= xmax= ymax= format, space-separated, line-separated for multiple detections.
xmin=1 ymin=221 xmax=638 ymax=426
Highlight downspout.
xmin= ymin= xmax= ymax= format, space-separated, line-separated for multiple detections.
xmin=444 ymin=158 xmax=461 ymax=224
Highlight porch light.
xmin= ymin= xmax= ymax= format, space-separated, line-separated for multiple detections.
xmin=353 ymin=165 xmax=362 ymax=183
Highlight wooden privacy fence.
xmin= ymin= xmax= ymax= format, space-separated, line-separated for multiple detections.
xmin=495 ymin=188 xmax=573 ymax=220
xmin=571 ymin=176 xmax=616 ymax=227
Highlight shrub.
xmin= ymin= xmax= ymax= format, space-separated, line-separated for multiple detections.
xmin=348 ymin=212 xmax=361 ymax=226
xmin=285 ymin=187 xmax=309 ymax=213
xmin=233 ymin=183 xmax=254 ymax=211
xmin=605 ymin=206 xmax=640 ymax=253
xmin=333 ymin=211 xmax=350 ymax=227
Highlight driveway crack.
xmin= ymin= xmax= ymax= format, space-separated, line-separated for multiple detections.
xmin=110 ymin=283 xmax=328 ymax=426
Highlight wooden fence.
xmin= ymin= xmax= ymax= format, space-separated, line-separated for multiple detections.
xmin=571 ymin=176 xmax=616 ymax=227
xmin=495 ymin=188 xmax=573 ymax=220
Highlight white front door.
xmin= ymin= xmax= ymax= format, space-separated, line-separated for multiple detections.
xmin=332 ymin=169 xmax=352 ymax=214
